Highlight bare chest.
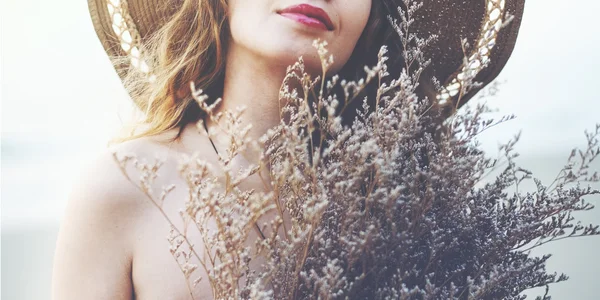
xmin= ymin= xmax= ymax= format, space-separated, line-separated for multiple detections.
xmin=130 ymin=186 xmax=214 ymax=300
xmin=127 ymin=145 xmax=278 ymax=300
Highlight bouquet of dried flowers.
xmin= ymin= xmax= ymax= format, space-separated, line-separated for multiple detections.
xmin=113 ymin=3 xmax=599 ymax=299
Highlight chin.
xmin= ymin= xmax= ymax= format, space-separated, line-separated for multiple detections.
xmin=268 ymin=41 xmax=344 ymax=76
xmin=233 ymin=26 xmax=349 ymax=77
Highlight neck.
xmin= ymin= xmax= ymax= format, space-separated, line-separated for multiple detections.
xmin=204 ymin=46 xmax=290 ymax=154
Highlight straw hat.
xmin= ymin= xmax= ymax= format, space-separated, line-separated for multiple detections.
xmin=88 ymin=0 xmax=525 ymax=115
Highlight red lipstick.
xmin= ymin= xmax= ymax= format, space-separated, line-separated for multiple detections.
xmin=279 ymin=4 xmax=334 ymax=31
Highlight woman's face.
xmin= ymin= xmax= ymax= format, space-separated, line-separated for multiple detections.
xmin=227 ymin=0 xmax=372 ymax=75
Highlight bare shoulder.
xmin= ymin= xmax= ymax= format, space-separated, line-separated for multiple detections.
xmin=51 ymin=137 xmax=165 ymax=300
xmin=74 ymin=124 xmax=216 ymax=222
xmin=52 ymin=133 xmax=192 ymax=299
xmin=73 ymin=137 xmax=167 ymax=204
xmin=52 ymin=124 xmax=219 ymax=299
xmin=63 ymin=135 xmax=175 ymax=236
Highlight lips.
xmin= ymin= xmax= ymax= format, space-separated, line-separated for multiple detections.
xmin=278 ymin=4 xmax=334 ymax=31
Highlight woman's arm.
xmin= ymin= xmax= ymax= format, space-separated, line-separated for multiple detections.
xmin=51 ymin=151 xmax=142 ymax=300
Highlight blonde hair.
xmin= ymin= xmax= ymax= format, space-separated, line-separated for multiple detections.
xmin=113 ymin=0 xmax=228 ymax=143
xmin=114 ymin=0 xmax=394 ymax=143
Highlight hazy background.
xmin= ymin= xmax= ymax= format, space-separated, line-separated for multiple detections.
xmin=1 ymin=0 xmax=599 ymax=299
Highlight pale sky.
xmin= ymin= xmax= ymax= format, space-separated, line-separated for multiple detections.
xmin=1 ymin=0 xmax=599 ymax=299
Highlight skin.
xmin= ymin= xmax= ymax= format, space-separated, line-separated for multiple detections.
xmin=51 ymin=1 xmax=371 ymax=299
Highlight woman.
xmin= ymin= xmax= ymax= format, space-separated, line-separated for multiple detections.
xmin=52 ymin=0 xmax=524 ymax=299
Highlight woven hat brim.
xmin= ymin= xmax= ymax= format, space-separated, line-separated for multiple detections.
xmin=447 ymin=0 xmax=526 ymax=112
xmin=88 ymin=0 xmax=126 ymax=61
xmin=407 ymin=0 xmax=525 ymax=118
xmin=88 ymin=0 xmax=179 ymax=72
